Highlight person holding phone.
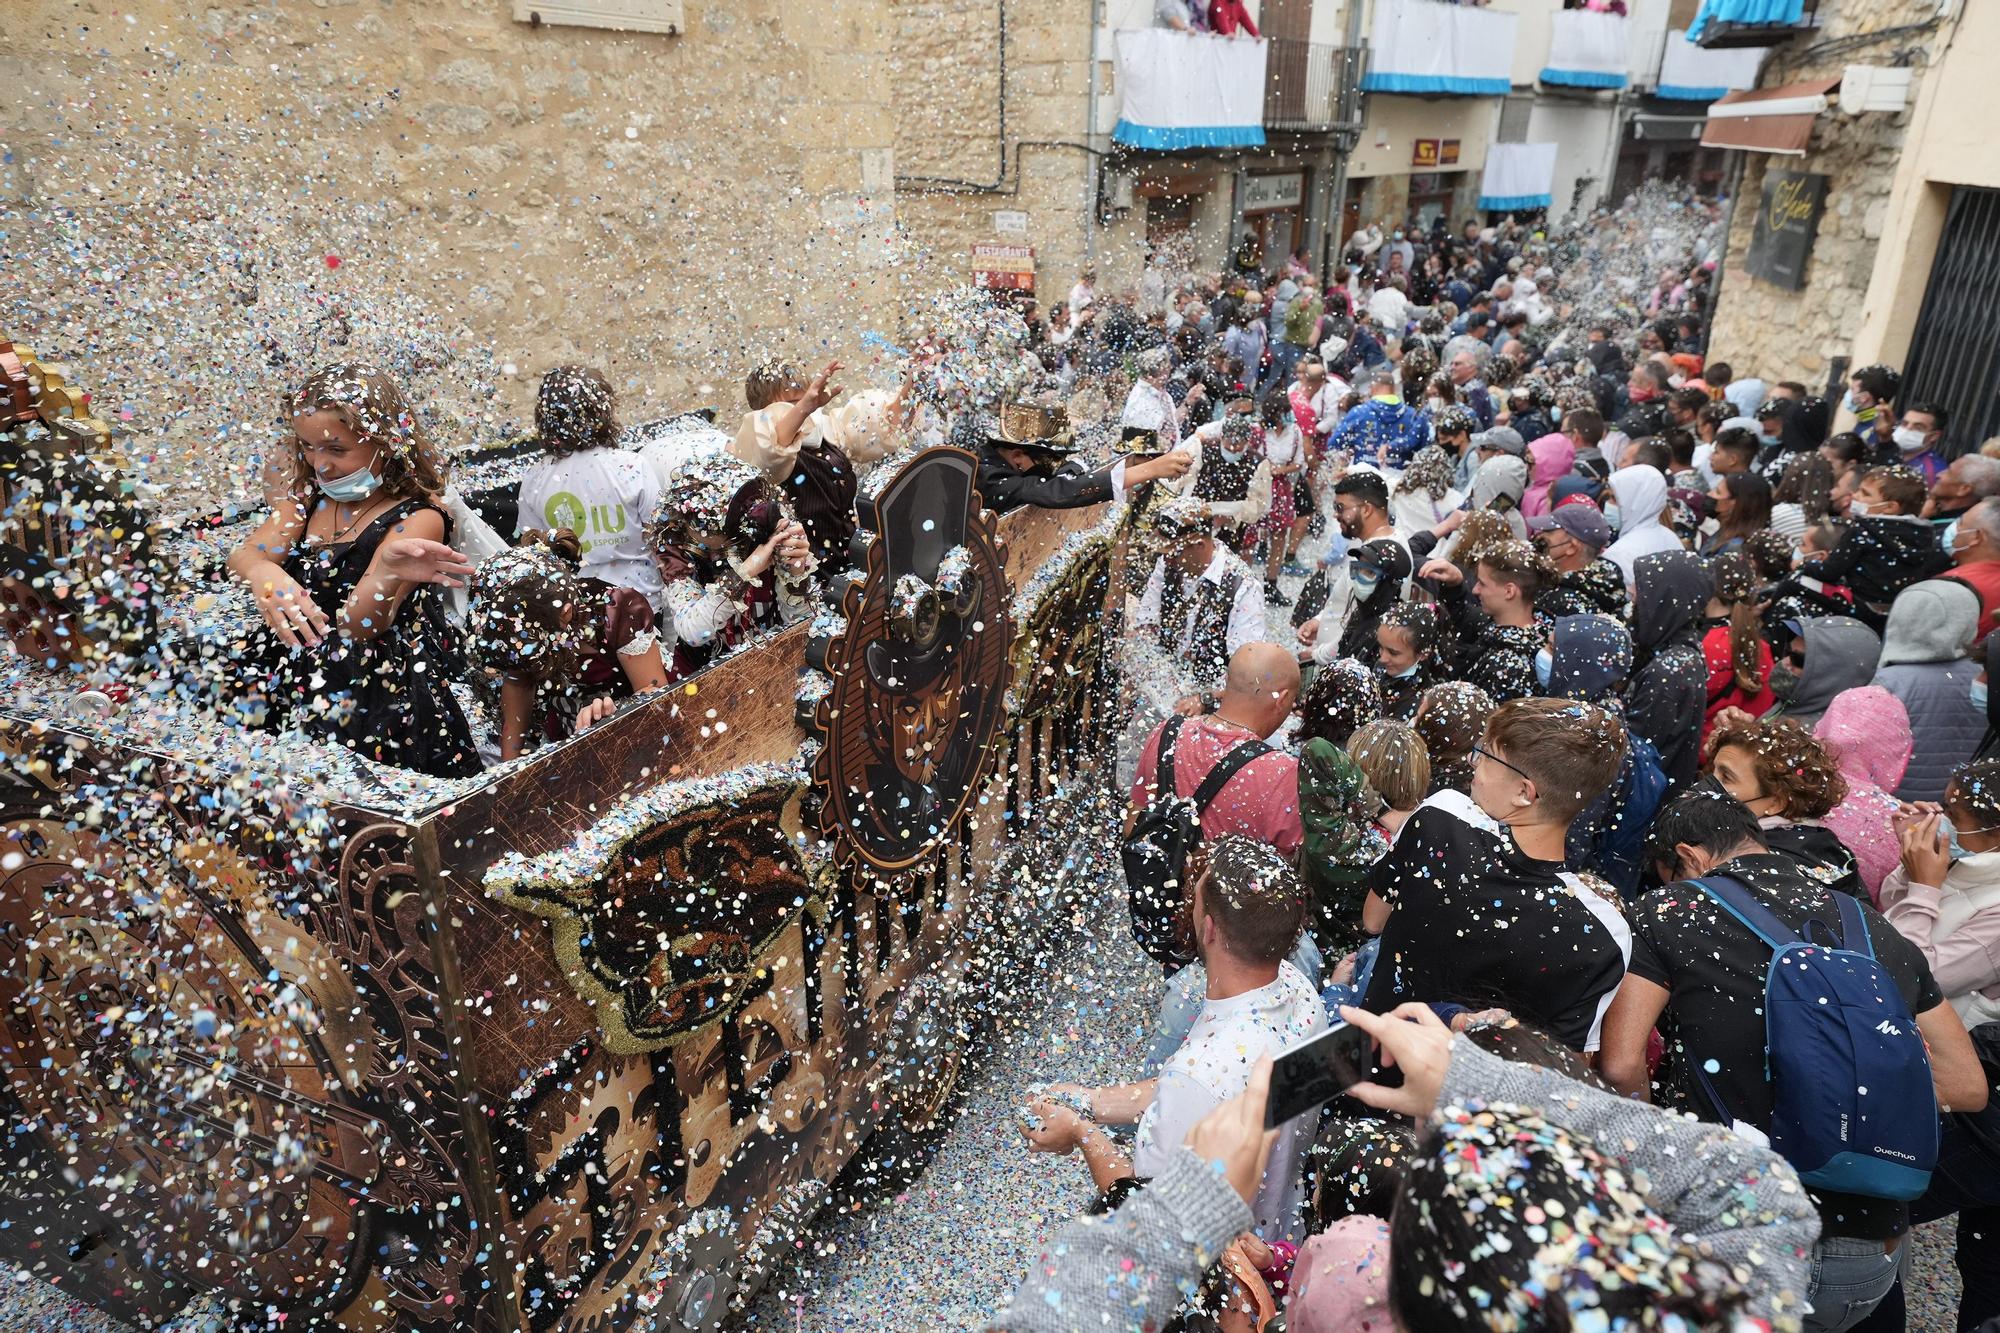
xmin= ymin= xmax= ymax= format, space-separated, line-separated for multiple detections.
xmin=1017 ymin=837 xmax=1324 ymax=1243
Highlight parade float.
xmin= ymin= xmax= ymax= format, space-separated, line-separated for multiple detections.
xmin=0 ymin=337 xmax=1133 ymax=1330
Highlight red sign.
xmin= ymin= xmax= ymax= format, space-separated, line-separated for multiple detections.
xmin=972 ymin=242 xmax=1035 ymax=291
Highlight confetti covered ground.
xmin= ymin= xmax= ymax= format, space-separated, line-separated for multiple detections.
xmin=741 ymin=821 xmax=1166 ymax=1331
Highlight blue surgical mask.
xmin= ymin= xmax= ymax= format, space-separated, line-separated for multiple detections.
xmin=1220 ymin=446 xmax=1248 ymax=465
xmin=1602 ymin=503 xmax=1622 ymax=535
xmin=1841 ymin=390 xmax=1859 ymax=414
xmin=1944 ymin=519 xmax=1961 ymax=554
xmin=319 ymin=461 xmax=382 ymax=502
xmin=1386 ymin=662 xmax=1420 ymax=680
xmin=1947 ymin=818 xmax=1980 ymax=863
xmin=1534 ymin=646 xmax=1554 ymax=688
xmin=1550 ymin=406 xmax=1563 ymax=425
xmin=1352 ymin=569 xmax=1381 ymax=597
xmin=1973 ymin=679 xmax=1989 ymax=712
xmin=1759 ymin=431 xmax=1778 ymax=447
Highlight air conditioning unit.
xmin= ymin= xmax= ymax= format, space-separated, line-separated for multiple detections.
xmin=1106 ymin=172 xmax=1136 ymax=210
xmin=1839 ymin=64 xmax=1913 ymax=114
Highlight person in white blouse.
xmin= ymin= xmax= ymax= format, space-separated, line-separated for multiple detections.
xmin=1121 ymin=346 xmax=1194 ymax=451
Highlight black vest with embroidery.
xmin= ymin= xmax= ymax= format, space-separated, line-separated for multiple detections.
xmin=1159 ymin=562 xmax=1241 ymax=689
xmin=1192 ymin=439 xmax=1258 ymax=506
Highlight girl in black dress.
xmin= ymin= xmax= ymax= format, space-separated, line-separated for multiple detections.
xmin=226 ymin=363 xmax=481 ymax=778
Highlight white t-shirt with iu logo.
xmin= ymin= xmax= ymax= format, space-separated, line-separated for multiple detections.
xmin=516 ymin=447 xmax=666 ymax=609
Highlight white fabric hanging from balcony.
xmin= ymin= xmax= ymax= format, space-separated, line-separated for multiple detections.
xmin=1113 ymin=29 xmax=1269 ymax=150
xmin=1360 ymin=0 xmax=1517 ymax=97
xmin=1541 ymin=10 xmax=1629 ymax=90
xmin=1656 ymin=28 xmax=1767 ymax=101
xmin=1479 ymin=142 xmax=1560 ymax=212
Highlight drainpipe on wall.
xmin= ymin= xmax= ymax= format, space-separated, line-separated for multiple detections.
xmin=1084 ymin=0 xmax=1105 ymax=267
xmin=1321 ymin=0 xmax=1370 ymax=280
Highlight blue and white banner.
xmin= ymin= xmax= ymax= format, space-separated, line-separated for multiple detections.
xmin=1361 ymin=0 xmax=1518 ymax=98
xmin=1479 ymin=142 xmax=1560 ymax=212
xmin=1688 ymin=0 xmax=1803 ymax=43
xmin=1540 ymin=9 xmax=1629 ymax=90
xmin=1655 ymin=27 xmax=1766 ymax=101
xmin=1113 ymin=29 xmax=1268 ymax=150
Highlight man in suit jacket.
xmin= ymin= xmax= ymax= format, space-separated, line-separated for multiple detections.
xmin=975 ymin=403 xmax=1191 ymax=515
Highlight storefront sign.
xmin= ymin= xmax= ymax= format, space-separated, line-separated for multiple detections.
xmin=1413 ymin=139 xmax=1460 ymax=168
xmin=971 ymin=243 xmax=1035 ymax=291
xmin=1241 ymin=172 xmax=1304 ymax=213
xmin=1744 ymin=168 xmax=1827 ymax=292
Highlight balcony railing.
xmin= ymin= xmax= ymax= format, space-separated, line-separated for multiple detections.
xmin=1264 ymin=40 xmax=1362 ymax=133
xmin=1689 ymin=0 xmax=1823 ymax=50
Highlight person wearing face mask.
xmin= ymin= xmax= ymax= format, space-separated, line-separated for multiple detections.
xmin=1705 ymin=717 xmax=1862 ymax=897
xmin=1844 ymin=363 xmax=1903 ymax=463
xmin=227 ymin=363 xmax=482 ymax=779
xmin=1873 ymin=578 xmax=1986 ymax=802
xmin=1373 ymin=601 xmax=1442 ymax=721
xmin=1359 ymin=698 xmax=1632 ymax=1053
xmin=1884 ymin=757 xmax=2000 ymax=1028
xmin=1180 ymin=408 xmax=1272 ymax=546
xmin=1758 ymin=613 xmax=1882 ymax=731
xmin=1527 ymin=499 xmax=1625 ymax=620
xmin=1326 ymin=539 xmax=1413 ymax=668
xmin=1798 ymin=465 xmax=1949 ymax=631
xmin=1892 ymin=401 xmax=1949 ymax=485
xmin=1944 ymin=496 xmax=2000 ymax=642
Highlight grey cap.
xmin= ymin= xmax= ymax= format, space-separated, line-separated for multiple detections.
xmin=1473 ymin=426 xmax=1526 ymax=457
xmin=1528 ymin=502 xmax=1612 ymax=550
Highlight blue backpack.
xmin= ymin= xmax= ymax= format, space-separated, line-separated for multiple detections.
xmin=1692 ymin=875 xmax=1937 ymax=1200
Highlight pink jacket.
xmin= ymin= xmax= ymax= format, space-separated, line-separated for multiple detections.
xmin=1814 ymin=686 xmax=1913 ymax=904
xmin=1521 ymin=434 xmax=1575 ymax=520
xmin=1879 ymin=856 xmax=2000 ymax=1018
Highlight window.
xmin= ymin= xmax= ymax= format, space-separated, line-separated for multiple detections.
xmin=512 ymin=0 xmax=684 ymax=34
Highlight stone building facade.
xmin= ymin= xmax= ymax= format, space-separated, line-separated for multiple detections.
xmin=1704 ymin=0 xmax=1948 ymax=395
xmin=2 ymin=0 xmax=914 ymax=503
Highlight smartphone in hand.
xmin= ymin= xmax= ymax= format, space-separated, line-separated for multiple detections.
xmin=1264 ymin=1023 xmax=1373 ymax=1129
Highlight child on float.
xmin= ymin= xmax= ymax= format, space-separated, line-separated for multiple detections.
xmin=516 ymin=365 xmax=669 ymax=612
xmin=731 ymin=359 xmax=906 ymax=576
xmin=647 ymin=451 xmax=818 ymax=677
xmin=226 ymin=363 xmax=482 ymax=778
xmin=465 ymin=528 xmax=670 ymax=761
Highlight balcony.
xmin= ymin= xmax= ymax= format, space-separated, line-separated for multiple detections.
xmin=1264 ymin=39 xmax=1363 ymax=134
xmin=1359 ymin=0 xmax=1518 ymax=97
xmin=1112 ymin=28 xmax=1269 ymax=150
xmin=1688 ymin=0 xmax=1822 ymax=50
xmin=1651 ymin=26 xmax=1767 ymax=101
xmin=1539 ymin=9 xmax=1629 ymax=92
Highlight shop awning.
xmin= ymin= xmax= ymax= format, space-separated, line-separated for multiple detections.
xmin=1699 ymin=76 xmax=1840 ymax=155
xmin=1630 ymin=113 xmax=1708 ymax=142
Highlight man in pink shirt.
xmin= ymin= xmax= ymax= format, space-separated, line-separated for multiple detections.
xmin=1129 ymin=642 xmax=1303 ymax=856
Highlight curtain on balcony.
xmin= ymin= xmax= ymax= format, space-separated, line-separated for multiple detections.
xmin=1360 ymin=0 xmax=1517 ymax=97
xmin=1479 ymin=142 xmax=1560 ymax=212
xmin=1541 ymin=10 xmax=1628 ymax=90
xmin=1687 ymin=0 xmax=1804 ymax=43
xmin=1113 ymin=29 xmax=1269 ymax=150
xmin=1655 ymin=28 xmax=1767 ymax=101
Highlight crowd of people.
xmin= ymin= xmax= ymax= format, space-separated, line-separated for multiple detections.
xmin=208 ymin=184 xmax=2000 ymax=1333
xmin=983 ymin=195 xmax=2000 ymax=1333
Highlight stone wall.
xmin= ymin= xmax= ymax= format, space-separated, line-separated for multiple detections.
xmin=1 ymin=0 xmax=911 ymax=507
xmin=887 ymin=0 xmax=1112 ymax=308
xmin=1705 ymin=0 xmax=1942 ymax=390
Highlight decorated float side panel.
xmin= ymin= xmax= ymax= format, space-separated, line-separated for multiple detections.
xmin=0 ymin=727 xmax=497 ymax=1330
xmin=0 ymin=444 xmax=1132 ymax=1332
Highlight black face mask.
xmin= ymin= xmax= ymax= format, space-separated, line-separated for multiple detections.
xmin=1768 ymin=662 xmax=1801 ymax=701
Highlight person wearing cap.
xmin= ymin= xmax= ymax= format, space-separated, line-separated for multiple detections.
xmin=1133 ymin=503 xmax=1267 ymax=693
xmin=1471 ymin=424 xmax=1526 ymax=469
xmin=1180 ymin=410 xmax=1272 ymax=544
xmin=977 ymin=402 xmax=1191 ymax=516
xmin=1530 ymin=501 xmax=1625 ymax=621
